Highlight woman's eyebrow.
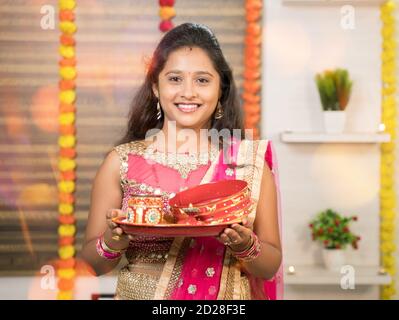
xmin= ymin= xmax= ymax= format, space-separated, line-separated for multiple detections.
xmin=164 ymin=70 xmax=214 ymax=77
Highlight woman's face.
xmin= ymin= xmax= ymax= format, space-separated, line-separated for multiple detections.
xmin=153 ymin=46 xmax=221 ymax=131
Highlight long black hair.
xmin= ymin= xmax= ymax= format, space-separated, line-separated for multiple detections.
xmin=116 ymin=22 xmax=245 ymax=147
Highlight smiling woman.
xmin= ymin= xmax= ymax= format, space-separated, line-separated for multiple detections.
xmin=115 ymin=23 xmax=245 ymax=150
xmin=152 ymin=46 xmax=221 ymax=132
xmin=80 ymin=23 xmax=283 ymax=300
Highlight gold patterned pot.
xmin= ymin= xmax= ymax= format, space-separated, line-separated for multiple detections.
xmin=127 ymin=194 xmax=164 ymax=225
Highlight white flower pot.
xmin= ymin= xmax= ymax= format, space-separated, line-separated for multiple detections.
xmin=322 ymin=248 xmax=346 ymax=271
xmin=323 ymin=111 xmax=346 ymax=133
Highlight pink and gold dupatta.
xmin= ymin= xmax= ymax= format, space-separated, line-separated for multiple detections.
xmin=154 ymin=138 xmax=283 ymax=300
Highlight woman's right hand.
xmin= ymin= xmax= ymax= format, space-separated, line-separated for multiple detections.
xmin=103 ymin=209 xmax=134 ymax=251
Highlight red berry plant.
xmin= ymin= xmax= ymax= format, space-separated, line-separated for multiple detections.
xmin=309 ymin=209 xmax=361 ymax=250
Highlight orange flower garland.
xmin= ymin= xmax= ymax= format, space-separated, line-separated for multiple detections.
xmin=57 ymin=0 xmax=77 ymax=300
xmin=243 ymin=0 xmax=262 ymax=139
xmin=159 ymin=0 xmax=175 ymax=32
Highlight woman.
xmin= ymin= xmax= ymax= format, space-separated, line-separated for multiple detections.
xmin=80 ymin=23 xmax=283 ymax=300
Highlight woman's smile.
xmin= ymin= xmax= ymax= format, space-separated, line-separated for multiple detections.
xmin=175 ymin=102 xmax=203 ymax=113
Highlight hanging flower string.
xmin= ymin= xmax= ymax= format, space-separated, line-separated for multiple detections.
xmin=159 ymin=0 xmax=176 ymax=32
xmin=243 ymin=0 xmax=262 ymax=139
xmin=380 ymin=0 xmax=397 ymax=300
xmin=57 ymin=0 xmax=77 ymax=300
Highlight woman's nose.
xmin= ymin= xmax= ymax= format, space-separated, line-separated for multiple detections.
xmin=181 ymin=80 xmax=197 ymax=99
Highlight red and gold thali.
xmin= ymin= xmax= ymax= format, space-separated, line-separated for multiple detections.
xmin=113 ymin=180 xmax=256 ymax=237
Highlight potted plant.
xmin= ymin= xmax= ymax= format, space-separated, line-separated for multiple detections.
xmin=309 ymin=208 xmax=360 ymax=270
xmin=315 ymin=68 xmax=353 ymax=133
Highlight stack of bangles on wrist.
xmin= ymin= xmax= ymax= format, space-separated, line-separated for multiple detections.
xmin=96 ymin=235 xmax=127 ymax=260
xmin=230 ymin=232 xmax=261 ymax=262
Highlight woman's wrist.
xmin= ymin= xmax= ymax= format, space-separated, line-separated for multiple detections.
xmin=229 ymin=233 xmax=253 ymax=253
xmin=103 ymin=229 xmax=130 ymax=251
xmin=96 ymin=232 xmax=130 ymax=261
xmin=230 ymin=232 xmax=261 ymax=262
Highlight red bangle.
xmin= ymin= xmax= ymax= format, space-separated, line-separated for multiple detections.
xmin=96 ymin=236 xmax=124 ymax=260
xmin=231 ymin=232 xmax=261 ymax=262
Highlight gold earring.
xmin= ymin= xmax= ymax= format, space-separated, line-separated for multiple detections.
xmin=156 ymin=101 xmax=162 ymax=120
xmin=214 ymin=101 xmax=223 ymax=120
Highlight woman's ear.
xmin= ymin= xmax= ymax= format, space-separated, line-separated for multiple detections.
xmin=152 ymin=83 xmax=159 ymax=99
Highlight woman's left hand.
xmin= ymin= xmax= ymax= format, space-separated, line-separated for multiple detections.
xmin=217 ymin=217 xmax=253 ymax=252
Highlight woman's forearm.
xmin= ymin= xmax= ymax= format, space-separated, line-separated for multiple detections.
xmin=79 ymin=238 xmax=123 ymax=276
xmin=241 ymin=241 xmax=282 ymax=280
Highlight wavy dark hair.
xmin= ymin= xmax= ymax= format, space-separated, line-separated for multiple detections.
xmin=116 ymin=22 xmax=245 ymax=147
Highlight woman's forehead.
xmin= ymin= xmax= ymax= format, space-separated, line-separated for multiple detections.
xmin=162 ymin=47 xmax=218 ymax=74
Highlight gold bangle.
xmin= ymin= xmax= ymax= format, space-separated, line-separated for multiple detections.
xmin=101 ymin=236 xmax=128 ymax=254
xmin=112 ymin=235 xmax=121 ymax=241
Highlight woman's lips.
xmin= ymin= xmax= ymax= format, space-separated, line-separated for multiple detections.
xmin=175 ymin=103 xmax=202 ymax=113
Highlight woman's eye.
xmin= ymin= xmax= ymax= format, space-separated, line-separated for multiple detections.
xmin=168 ymin=76 xmax=181 ymax=82
xmin=197 ymin=78 xmax=209 ymax=84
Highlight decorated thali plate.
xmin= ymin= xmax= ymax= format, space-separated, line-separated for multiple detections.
xmin=112 ymin=216 xmax=245 ymax=237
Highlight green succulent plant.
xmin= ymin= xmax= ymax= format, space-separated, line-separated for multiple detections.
xmin=315 ymin=69 xmax=353 ymax=111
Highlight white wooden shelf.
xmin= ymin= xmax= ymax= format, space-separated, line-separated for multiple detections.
xmin=284 ymin=265 xmax=392 ymax=285
xmin=280 ymin=131 xmax=391 ymax=143
xmin=282 ymin=0 xmax=386 ymax=6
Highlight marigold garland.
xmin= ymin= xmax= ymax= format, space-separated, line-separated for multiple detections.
xmin=380 ymin=0 xmax=397 ymax=300
xmin=58 ymin=0 xmax=77 ymax=300
xmin=243 ymin=0 xmax=262 ymax=139
xmin=159 ymin=0 xmax=175 ymax=32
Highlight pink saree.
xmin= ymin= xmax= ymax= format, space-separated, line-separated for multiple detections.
xmin=116 ymin=138 xmax=283 ymax=300
xmin=168 ymin=138 xmax=283 ymax=300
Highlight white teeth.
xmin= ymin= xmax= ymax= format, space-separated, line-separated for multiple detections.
xmin=178 ymin=104 xmax=198 ymax=108
xmin=176 ymin=104 xmax=200 ymax=112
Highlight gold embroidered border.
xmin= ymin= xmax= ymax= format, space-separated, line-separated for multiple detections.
xmin=217 ymin=140 xmax=259 ymax=300
xmin=218 ymin=139 xmax=266 ymax=299
xmin=216 ymin=250 xmax=231 ymax=299
xmin=232 ymin=263 xmax=242 ymax=300
xmin=114 ymin=141 xmax=144 ymax=187
xmin=224 ymin=255 xmax=239 ymax=299
xmin=234 ymin=140 xmax=260 ymax=299
xmin=153 ymin=236 xmax=185 ymax=299
xmin=164 ymin=237 xmax=192 ymax=299
xmin=246 ymin=140 xmax=260 ymax=221
xmin=251 ymin=140 xmax=268 ymax=205
xmin=216 ymin=140 xmax=248 ymax=299
xmin=247 ymin=140 xmax=257 ymax=186
xmin=115 ymin=267 xmax=159 ymax=300
xmin=239 ymin=274 xmax=251 ymax=300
